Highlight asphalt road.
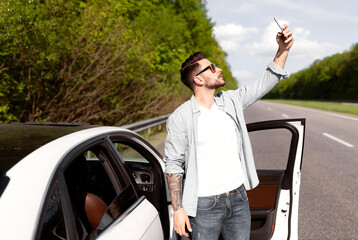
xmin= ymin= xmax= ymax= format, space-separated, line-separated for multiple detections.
xmin=244 ymin=100 xmax=358 ymax=240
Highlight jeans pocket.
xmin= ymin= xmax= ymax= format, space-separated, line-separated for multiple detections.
xmin=197 ymin=196 xmax=217 ymax=210
xmin=235 ymin=187 xmax=249 ymax=201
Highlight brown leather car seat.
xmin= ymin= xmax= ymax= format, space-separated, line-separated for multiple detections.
xmin=66 ymin=154 xmax=108 ymax=233
xmin=85 ymin=192 xmax=108 ymax=231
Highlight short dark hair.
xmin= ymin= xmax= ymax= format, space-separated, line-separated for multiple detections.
xmin=180 ymin=52 xmax=205 ymax=91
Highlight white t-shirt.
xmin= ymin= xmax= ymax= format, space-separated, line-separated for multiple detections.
xmin=197 ymin=103 xmax=246 ymax=197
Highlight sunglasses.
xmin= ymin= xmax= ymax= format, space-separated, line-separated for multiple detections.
xmin=195 ymin=63 xmax=217 ymax=76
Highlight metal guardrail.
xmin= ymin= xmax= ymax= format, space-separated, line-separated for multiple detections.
xmin=3 ymin=114 xmax=171 ymax=135
xmin=121 ymin=114 xmax=170 ymax=133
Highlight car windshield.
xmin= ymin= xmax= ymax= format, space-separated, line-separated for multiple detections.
xmin=0 ymin=123 xmax=94 ymax=173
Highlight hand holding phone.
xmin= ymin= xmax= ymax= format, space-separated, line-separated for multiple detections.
xmin=274 ymin=18 xmax=288 ymax=39
xmin=273 ymin=18 xmax=293 ymax=52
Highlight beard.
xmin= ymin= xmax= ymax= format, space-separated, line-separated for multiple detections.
xmin=205 ymin=76 xmax=226 ymax=89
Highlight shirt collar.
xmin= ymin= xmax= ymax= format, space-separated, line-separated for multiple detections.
xmin=190 ymin=95 xmax=201 ymax=114
xmin=191 ymin=93 xmax=225 ymax=114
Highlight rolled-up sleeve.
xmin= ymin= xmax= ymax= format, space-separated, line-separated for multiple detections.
xmin=267 ymin=61 xmax=290 ymax=80
xmin=163 ymin=112 xmax=187 ymax=175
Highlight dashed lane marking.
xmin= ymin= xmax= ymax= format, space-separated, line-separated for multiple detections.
xmin=322 ymin=133 xmax=354 ymax=148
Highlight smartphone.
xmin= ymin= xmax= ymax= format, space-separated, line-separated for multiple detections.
xmin=274 ymin=18 xmax=288 ymax=39
xmin=274 ymin=18 xmax=284 ymax=33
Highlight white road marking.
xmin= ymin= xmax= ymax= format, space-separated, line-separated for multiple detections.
xmin=322 ymin=133 xmax=354 ymax=148
xmin=282 ymin=114 xmax=289 ymax=118
xmin=267 ymin=107 xmax=272 ymax=111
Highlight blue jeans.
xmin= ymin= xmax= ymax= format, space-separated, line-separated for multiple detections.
xmin=185 ymin=185 xmax=251 ymax=240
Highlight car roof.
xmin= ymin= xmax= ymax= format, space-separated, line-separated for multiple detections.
xmin=0 ymin=122 xmax=96 ymax=173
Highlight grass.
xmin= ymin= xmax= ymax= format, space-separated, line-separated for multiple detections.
xmin=264 ymin=99 xmax=358 ymax=116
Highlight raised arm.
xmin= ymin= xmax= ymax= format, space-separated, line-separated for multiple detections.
xmin=229 ymin=24 xmax=294 ymax=109
xmin=273 ymin=24 xmax=294 ymax=69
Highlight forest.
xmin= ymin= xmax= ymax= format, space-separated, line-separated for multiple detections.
xmin=265 ymin=43 xmax=358 ymax=101
xmin=0 ymin=0 xmax=237 ymax=125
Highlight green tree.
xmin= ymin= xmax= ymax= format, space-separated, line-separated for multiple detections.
xmin=265 ymin=43 xmax=358 ymax=101
xmin=0 ymin=0 xmax=237 ymax=124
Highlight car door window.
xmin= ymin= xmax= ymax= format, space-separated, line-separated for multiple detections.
xmin=113 ymin=142 xmax=149 ymax=163
xmin=113 ymin=142 xmax=156 ymax=192
xmin=39 ymin=180 xmax=67 ymax=240
xmin=249 ymin=128 xmax=292 ymax=170
xmin=64 ymin=144 xmax=138 ymax=238
xmin=110 ymin=137 xmax=170 ymax=233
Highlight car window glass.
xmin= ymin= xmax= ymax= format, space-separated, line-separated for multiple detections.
xmin=96 ymin=184 xmax=138 ymax=234
xmin=110 ymin=140 xmax=161 ymax=210
xmin=84 ymin=151 xmax=118 ymax=205
xmin=39 ymin=181 xmax=67 ymax=240
xmin=113 ymin=142 xmax=149 ymax=163
xmin=113 ymin=142 xmax=154 ymax=191
xmin=249 ymin=128 xmax=291 ymax=170
xmin=110 ymin=137 xmax=170 ymax=239
xmin=65 ymin=148 xmax=138 ymax=238
xmin=65 ymin=151 xmax=117 ymax=238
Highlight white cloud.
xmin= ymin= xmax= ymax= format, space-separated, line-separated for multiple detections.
xmin=214 ymin=24 xmax=258 ymax=38
xmin=219 ymin=40 xmax=240 ymax=51
xmin=243 ymin=21 xmax=286 ymax=57
xmin=290 ymin=26 xmax=340 ymax=60
xmin=241 ymin=21 xmax=340 ymax=62
xmin=214 ymin=23 xmax=258 ymax=51
xmin=294 ymin=27 xmax=310 ymax=38
xmin=291 ymin=39 xmax=340 ymax=60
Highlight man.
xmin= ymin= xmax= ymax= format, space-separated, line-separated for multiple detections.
xmin=164 ymin=25 xmax=294 ymax=240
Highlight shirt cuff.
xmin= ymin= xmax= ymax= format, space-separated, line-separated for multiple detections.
xmin=267 ymin=61 xmax=290 ymax=79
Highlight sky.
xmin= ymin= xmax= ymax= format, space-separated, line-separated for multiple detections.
xmin=205 ymin=0 xmax=358 ymax=86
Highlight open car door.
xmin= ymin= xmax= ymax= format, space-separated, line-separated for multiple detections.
xmin=247 ymin=119 xmax=305 ymax=240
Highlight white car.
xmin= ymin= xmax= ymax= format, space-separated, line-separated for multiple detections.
xmin=0 ymin=118 xmax=305 ymax=240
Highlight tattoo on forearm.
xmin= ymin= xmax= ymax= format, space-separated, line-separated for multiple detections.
xmin=166 ymin=174 xmax=183 ymax=211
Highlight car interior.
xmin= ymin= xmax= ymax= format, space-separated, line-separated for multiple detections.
xmin=64 ymin=146 xmax=137 ymax=239
xmin=61 ymin=136 xmax=170 ymax=240
xmin=111 ymin=137 xmax=170 ymax=239
xmin=247 ymin=170 xmax=284 ymax=240
xmin=64 ymin=152 xmax=114 ymax=238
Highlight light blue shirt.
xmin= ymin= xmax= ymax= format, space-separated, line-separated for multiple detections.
xmin=164 ymin=61 xmax=290 ymax=217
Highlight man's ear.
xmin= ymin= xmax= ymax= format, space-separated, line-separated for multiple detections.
xmin=193 ymin=75 xmax=204 ymax=87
